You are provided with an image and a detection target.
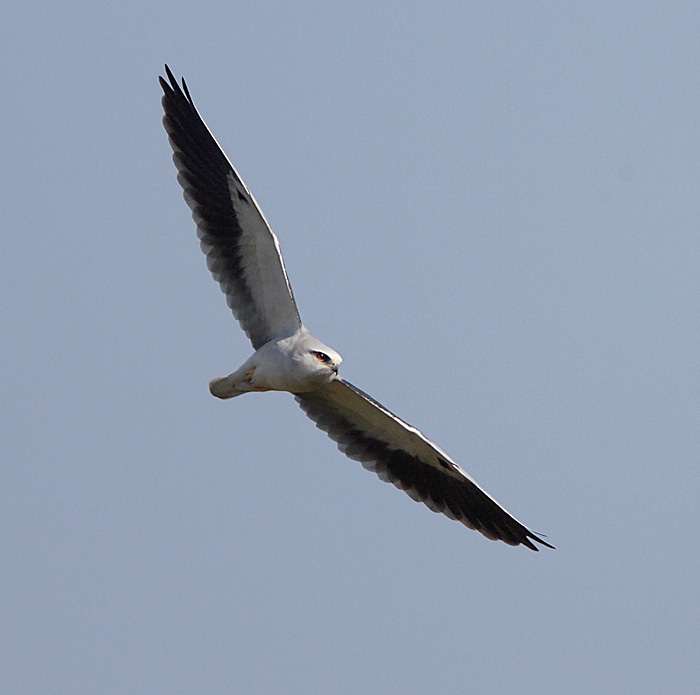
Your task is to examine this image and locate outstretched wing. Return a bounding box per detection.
[160,66,302,350]
[296,378,553,550]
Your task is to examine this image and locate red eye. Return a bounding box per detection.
[314,351,328,362]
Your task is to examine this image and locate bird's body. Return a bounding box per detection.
[209,327,341,398]
[160,66,553,551]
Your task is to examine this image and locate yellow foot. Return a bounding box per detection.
[245,367,256,383]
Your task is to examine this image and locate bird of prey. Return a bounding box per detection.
[160,65,553,551]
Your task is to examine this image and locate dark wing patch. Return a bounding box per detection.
[296,379,553,551]
[160,66,301,349]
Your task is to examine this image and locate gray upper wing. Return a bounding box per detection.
[296,378,553,550]
[160,66,302,349]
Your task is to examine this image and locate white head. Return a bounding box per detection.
[291,331,342,391]
[307,346,342,374]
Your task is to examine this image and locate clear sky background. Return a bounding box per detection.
[2,3,699,693]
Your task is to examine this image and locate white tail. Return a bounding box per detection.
[209,376,242,399]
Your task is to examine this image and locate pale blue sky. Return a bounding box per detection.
[2,2,699,693]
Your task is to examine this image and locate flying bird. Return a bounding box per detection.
[160,65,553,551]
